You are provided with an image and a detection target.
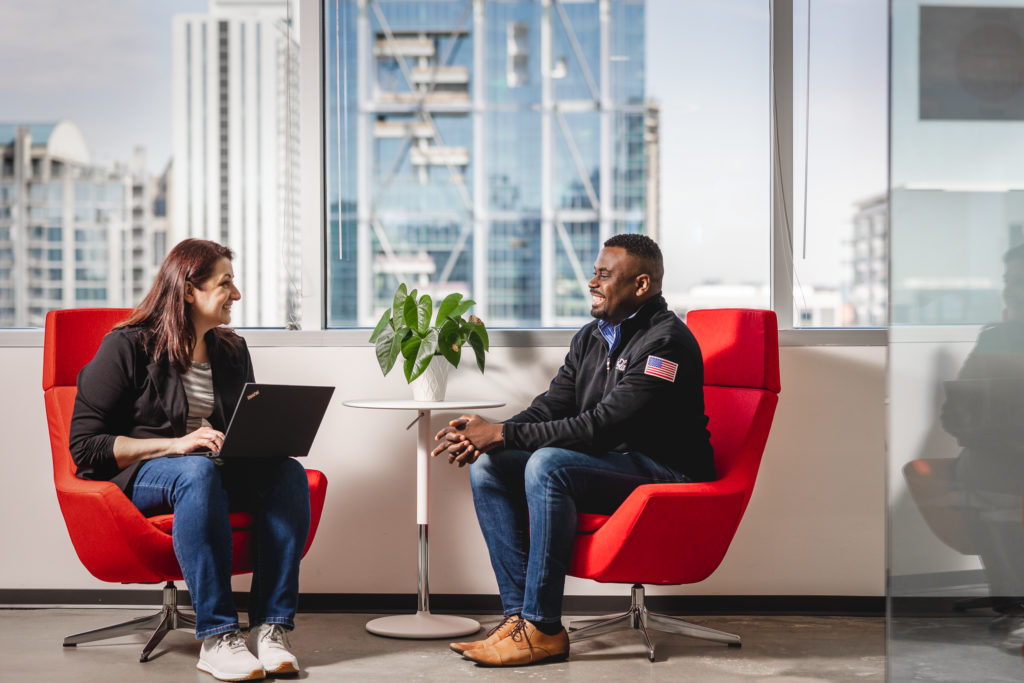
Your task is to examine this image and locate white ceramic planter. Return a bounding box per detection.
[411,359,451,402]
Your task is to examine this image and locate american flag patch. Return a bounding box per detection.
[644,355,678,382]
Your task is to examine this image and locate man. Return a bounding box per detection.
[431,233,716,667]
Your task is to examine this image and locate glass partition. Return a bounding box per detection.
[889,1,1024,680]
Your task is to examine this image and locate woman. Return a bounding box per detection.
[69,239,310,682]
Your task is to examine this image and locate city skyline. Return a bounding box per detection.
[0,0,891,327]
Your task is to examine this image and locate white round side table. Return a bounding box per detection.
[343,399,504,639]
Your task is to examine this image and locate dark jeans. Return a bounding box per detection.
[469,447,686,624]
[130,456,311,638]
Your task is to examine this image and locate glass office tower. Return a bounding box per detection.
[325,0,648,327]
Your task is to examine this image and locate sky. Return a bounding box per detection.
[0,0,206,173]
[647,0,888,293]
[0,0,888,293]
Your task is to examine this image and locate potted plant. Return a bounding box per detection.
[369,283,489,401]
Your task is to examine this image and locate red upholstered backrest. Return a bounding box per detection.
[686,309,780,483]
[686,308,780,394]
[47,386,83,489]
[43,308,132,390]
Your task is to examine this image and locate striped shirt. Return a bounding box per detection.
[182,361,215,433]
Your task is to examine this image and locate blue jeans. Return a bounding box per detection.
[130,456,311,638]
[469,447,686,625]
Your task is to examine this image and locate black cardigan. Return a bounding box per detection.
[69,326,254,493]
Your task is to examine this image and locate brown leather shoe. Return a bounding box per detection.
[462,619,569,667]
[449,614,521,655]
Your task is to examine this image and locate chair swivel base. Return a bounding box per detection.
[568,584,741,662]
[63,582,197,662]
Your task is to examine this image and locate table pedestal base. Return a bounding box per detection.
[365,612,481,639]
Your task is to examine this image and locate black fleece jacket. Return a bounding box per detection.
[501,295,716,482]
[69,326,254,493]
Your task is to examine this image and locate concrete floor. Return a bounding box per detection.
[1,608,883,682]
[889,616,1024,682]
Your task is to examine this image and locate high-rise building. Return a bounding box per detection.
[850,193,887,326]
[123,147,157,306]
[172,0,301,328]
[326,0,649,327]
[0,121,154,327]
[643,99,659,244]
[152,159,173,281]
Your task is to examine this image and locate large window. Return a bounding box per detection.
[324,0,773,329]
[0,0,887,334]
[791,0,888,327]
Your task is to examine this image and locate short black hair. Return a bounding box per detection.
[604,233,662,263]
[603,233,664,289]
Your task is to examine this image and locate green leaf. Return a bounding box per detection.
[401,335,421,360]
[435,292,462,325]
[375,326,402,376]
[408,329,439,382]
[403,294,419,330]
[468,321,489,351]
[391,284,408,321]
[438,320,461,368]
[469,333,486,373]
[449,298,474,319]
[403,353,417,383]
[415,294,432,334]
[368,308,391,343]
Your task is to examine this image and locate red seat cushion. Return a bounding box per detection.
[147,512,254,535]
[577,513,610,534]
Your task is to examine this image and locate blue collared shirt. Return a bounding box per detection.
[598,310,639,355]
[598,319,621,355]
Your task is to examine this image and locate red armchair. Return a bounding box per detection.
[43,308,328,662]
[567,308,780,660]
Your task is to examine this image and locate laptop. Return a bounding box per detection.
[187,383,335,460]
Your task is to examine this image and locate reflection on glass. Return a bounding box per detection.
[890,2,1024,679]
[937,248,1024,617]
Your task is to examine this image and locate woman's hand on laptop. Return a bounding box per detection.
[174,426,226,454]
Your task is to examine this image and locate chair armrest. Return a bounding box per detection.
[55,478,181,583]
[303,469,328,557]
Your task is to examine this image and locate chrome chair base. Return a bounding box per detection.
[568,583,741,662]
[63,582,196,662]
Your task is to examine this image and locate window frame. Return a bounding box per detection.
[0,0,885,348]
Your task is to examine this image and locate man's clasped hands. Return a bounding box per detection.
[431,414,505,467]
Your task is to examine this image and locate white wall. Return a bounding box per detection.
[0,342,885,597]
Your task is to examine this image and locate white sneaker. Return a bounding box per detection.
[197,630,265,681]
[252,623,300,675]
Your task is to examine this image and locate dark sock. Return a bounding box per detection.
[529,619,563,635]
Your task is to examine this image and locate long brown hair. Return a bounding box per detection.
[116,238,241,374]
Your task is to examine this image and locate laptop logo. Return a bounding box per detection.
[247,390,260,400]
